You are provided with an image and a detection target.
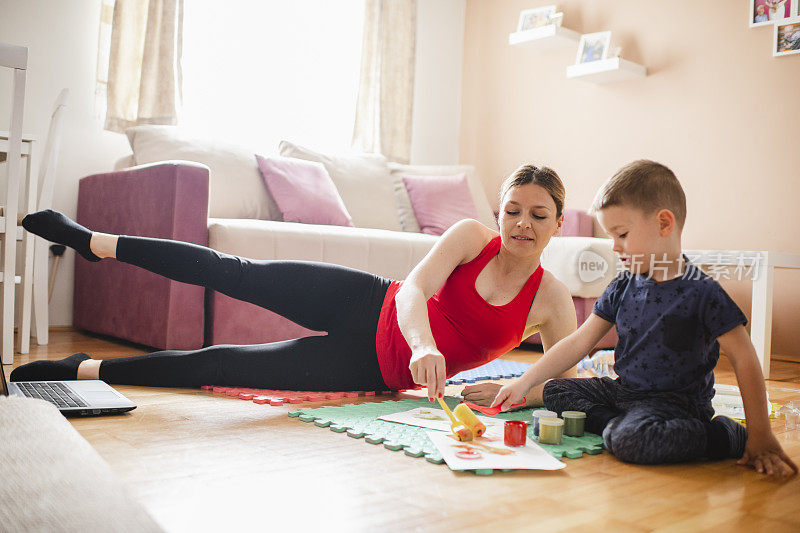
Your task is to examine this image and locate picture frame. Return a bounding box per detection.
[750,0,796,28]
[575,31,611,64]
[774,16,800,56]
[517,5,559,32]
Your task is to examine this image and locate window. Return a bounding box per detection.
[180,0,364,152]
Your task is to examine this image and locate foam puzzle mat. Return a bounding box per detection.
[447,359,531,385]
[201,385,390,406]
[202,358,528,407]
[288,397,604,476]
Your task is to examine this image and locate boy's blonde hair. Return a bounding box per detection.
[591,160,686,229]
[499,164,565,219]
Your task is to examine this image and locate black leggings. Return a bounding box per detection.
[99,236,392,391]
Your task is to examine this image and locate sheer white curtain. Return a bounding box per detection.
[179,1,364,153]
[352,0,416,163]
[98,0,184,133]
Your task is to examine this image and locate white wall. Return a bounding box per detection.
[0,0,467,329]
[0,0,132,328]
[409,0,465,165]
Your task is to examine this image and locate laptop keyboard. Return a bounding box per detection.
[16,382,87,408]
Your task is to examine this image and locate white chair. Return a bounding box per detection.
[0,42,27,364]
[19,88,68,352]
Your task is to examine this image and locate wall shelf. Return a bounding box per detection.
[566,57,646,84]
[508,25,580,50]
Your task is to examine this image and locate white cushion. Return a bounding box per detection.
[125,125,280,221]
[388,163,498,232]
[278,140,403,231]
[540,236,621,298]
[208,218,437,280]
[113,155,135,170]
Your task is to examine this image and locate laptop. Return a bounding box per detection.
[1,359,136,416]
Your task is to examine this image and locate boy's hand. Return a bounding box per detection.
[737,432,798,476]
[490,379,530,412]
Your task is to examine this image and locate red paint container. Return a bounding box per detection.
[504,420,527,447]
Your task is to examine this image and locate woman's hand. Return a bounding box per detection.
[490,379,531,412]
[461,383,502,406]
[409,349,446,401]
[737,431,798,476]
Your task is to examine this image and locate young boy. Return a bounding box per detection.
[492,160,797,476]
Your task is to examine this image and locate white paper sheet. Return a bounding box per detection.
[377,406,503,433]
[426,428,565,471]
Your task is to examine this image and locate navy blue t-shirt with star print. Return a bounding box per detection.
[593,259,748,401]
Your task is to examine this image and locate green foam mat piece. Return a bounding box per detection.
[288,398,604,475]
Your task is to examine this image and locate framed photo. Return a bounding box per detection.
[575,31,611,64]
[750,0,795,27]
[517,5,559,32]
[774,16,800,56]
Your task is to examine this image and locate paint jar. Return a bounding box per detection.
[562,411,587,437]
[503,420,527,447]
[538,417,564,445]
[531,409,557,437]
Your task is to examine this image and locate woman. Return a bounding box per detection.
[12,165,577,404]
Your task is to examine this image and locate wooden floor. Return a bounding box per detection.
[7,330,800,532]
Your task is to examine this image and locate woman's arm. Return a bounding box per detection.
[395,219,490,400]
[719,325,797,476]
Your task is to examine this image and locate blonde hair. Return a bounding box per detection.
[499,164,565,218]
[591,160,686,229]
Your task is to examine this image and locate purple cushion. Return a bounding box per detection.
[401,173,478,235]
[256,155,353,227]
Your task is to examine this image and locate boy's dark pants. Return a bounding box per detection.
[543,377,717,464]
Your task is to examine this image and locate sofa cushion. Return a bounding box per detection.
[401,173,478,235]
[208,218,437,280]
[126,125,279,221]
[256,155,353,227]
[278,140,403,231]
[388,162,497,232]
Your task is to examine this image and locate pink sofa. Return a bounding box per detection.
[74,161,618,352]
[74,162,210,349]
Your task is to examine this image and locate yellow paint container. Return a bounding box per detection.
[538,417,564,445]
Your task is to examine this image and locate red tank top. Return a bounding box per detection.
[375,236,545,390]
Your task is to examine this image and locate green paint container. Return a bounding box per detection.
[538,417,563,445]
[562,411,587,437]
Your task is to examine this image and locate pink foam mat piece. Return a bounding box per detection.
[201,385,396,406]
